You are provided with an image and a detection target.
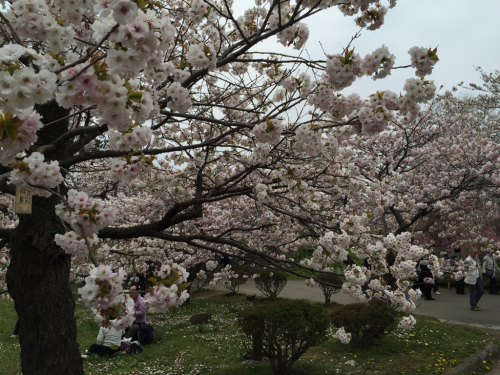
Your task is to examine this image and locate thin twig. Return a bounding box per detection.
[0,13,22,45]
[42,106,97,127]
[54,23,119,75]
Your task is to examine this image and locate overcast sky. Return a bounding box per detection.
[232,0,500,99]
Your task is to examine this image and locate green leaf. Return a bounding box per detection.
[127,91,143,101]
[148,277,158,284]
[10,160,28,170]
[171,268,179,281]
[5,122,20,144]
[178,282,192,293]
[427,47,439,61]
[6,63,21,75]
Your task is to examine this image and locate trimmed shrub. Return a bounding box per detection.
[238,300,330,375]
[254,270,287,299]
[316,273,343,305]
[224,269,248,295]
[330,300,396,348]
[194,271,214,291]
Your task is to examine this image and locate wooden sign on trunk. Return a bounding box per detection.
[15,185,32,214]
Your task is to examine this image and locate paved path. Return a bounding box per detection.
[212,279,500,329]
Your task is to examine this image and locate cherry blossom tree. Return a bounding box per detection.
[0,0,484,373]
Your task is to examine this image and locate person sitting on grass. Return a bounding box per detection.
[123,285,147,342]
[86,317,124,357]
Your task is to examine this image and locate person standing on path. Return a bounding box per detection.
[454,248,466,295]
[418,257,434,300]
[482,249,500,295]
[464,249,484,311]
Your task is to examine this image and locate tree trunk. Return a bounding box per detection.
[323,292,331,306]
[6,194,84,375]
[252,332,263,361]
[5,100,84,375]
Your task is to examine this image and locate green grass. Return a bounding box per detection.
[0,290,497,375]
[0,298,21,375]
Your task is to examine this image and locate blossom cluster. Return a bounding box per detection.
[9,152,63,197]
[3,2,76,53]
[156,262,190,284]
[108,126,153,151]
[166,82,192,113]
[403,77,437,104]
[0,248,9,297]
[409,46,439,77]
[55,231,109,263]
[185,43,217,70]
[315,217,429,314]
[108,156,153,182]
[280,73,315,98]
[0,65,57,110]
[142,283,189,313]
[210,265,245,287]
[252,143,272,164]
[344,265,370,286]
[333,327,352,344]
[277,22,310,50]
[325,49,363,91]
[354,3,388,30]
[57,69,155,132]
[140,261,190,313]
[205,260,218,271]
[361,45,395,80]
[78,266,135,329]
[0,112,43,166]
[268,3,294,29]
[55,189,118,235]
[253,118,283,144]
[398,315,416,330]
[187,0,211,24]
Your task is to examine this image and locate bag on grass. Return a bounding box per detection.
[137,323,155,345]
[128,342,142,354]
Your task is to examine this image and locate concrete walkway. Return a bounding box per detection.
[212,279,500,329]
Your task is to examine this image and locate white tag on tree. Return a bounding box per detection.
[15,186,32,214]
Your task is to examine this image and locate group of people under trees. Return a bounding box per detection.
[414,248,500,311]
[85,285,150,357]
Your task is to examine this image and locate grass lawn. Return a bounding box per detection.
[0,289,497,375]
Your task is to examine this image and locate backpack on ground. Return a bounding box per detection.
[137,323,155,345]
[128,342,142,354]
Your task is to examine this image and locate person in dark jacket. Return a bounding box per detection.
[418,257,434,300]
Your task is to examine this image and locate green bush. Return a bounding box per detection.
[330,300,396,348]
[254,270,287,299]
[238,300,330,375]
[316,273,343,305]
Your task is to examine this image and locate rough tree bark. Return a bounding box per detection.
[5,101,85,375]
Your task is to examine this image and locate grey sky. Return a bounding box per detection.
[232,1,500,98]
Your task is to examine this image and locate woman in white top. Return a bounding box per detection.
[464,249,484,311]
[86,319,124,357]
